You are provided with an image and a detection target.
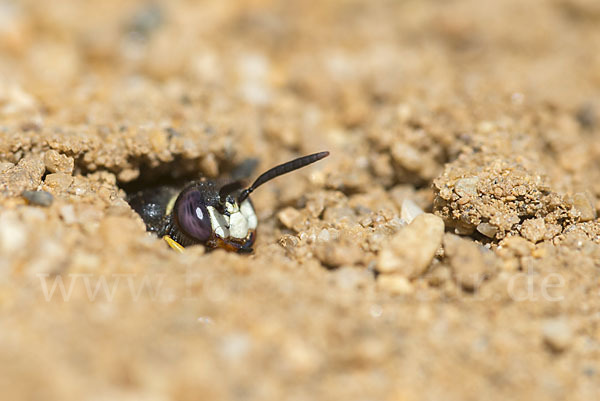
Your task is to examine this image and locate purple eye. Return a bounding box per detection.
[176,191,212,242]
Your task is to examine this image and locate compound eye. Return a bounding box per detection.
[176,191,212,242]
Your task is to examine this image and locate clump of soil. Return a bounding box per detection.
[433,152,579,240]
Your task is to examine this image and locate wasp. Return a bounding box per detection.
[127,151,329,252]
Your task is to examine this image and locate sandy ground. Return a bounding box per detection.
[1,0,600,400]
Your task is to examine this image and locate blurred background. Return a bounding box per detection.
[2,0,598,128]
[1,1,600,400]
[1,0,598,188]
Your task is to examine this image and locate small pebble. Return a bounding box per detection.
[377,213,444,278]
[44,149,74,174]
[44,172,74,192]
[576,102,597,130]
[427,265,452,287]
[317,228,331,242]
[454,177,479,198]
[128,2,164,37]
[520,218,546,243]
[542,318,573,352]
[400,198,424,224]
[377,274,414,295]
[277,207,303,230]
[117,168,140,182]
[22,190,54,207]
[476,222,498,239]
[391,142,421,170]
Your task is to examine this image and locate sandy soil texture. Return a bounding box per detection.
[1,0,600,400]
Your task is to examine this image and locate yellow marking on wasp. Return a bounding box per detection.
[165,194,178,216]
[163,235,184,253]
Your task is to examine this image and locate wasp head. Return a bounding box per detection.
[171,151,329,252]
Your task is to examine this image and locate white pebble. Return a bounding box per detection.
[476,222,498,238]
[377,213,444,278]
[317,229,331,242]
[401,198,424,224]
[542,318,573,352]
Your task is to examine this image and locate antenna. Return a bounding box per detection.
[232,151,329,204]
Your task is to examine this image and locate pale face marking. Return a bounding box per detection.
[207,206,230,239]
[229,212,249,239]
[240,200,257,230]
[207,201,256,240]
[225,202,238,214]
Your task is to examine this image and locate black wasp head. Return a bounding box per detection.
[174,151,329,251]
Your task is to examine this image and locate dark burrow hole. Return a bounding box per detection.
[117,155,259,195]
[114,154,261,253]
